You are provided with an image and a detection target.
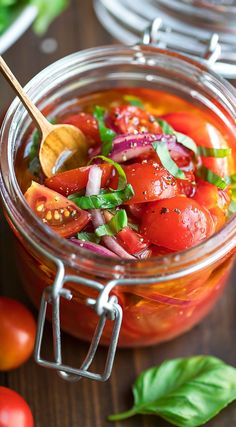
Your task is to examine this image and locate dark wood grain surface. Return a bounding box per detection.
[0,1,236,426]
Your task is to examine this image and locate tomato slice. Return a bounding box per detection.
[110,160,194,204]
[116,227,149,254]
[45,163,113,196]
[107,105,162,134]
[24,181,90,238]
[62,112,100,145]
[163,112,231,176]
[141,196,215,251]
[193,178,230,231]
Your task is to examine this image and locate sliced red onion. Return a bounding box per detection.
[85,165,135,259]
[70,237,118,258]
[110,133,190,163]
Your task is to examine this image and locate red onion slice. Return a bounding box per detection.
[85,165,135,259]
[110,133,190,163]
[70,237,118,258]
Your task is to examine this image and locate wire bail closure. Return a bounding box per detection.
[34,260,123,382]
[142,17,221,66]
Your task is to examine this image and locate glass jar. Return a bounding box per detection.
[0,45,236,381]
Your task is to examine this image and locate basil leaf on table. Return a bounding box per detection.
[108,356,236,427]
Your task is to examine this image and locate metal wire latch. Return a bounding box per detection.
[34,260,122,382]
[142,17,222,67]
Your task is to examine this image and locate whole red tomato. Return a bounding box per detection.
[0,298,36,371]
[0,387,33,427]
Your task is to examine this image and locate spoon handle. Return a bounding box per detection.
[0,56,52,136]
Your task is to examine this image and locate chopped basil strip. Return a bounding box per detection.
[70,184,134,209]
[29,118,56,175]
[108,356,236,427]
[77,232,101,244]
[93,106,116,156]
[197,146,231,158]
[225,172,236,185]
[156,118,197,154]
[90,155,127,190]
[198,166,227,190]
[123,95,144,108]
[228,199,236,216]
[152,141,186,180]
[95,209,127,237]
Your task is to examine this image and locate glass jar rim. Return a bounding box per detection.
[0,43,236,279]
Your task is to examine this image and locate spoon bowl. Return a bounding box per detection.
[0,55,88,177]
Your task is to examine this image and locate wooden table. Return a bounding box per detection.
[0,1,236,426]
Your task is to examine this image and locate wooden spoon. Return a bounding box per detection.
[0,56,88,177]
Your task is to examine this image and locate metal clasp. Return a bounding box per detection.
[142,17,221,66]
[34,260,122,382]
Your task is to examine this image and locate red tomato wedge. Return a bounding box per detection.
[110,161,194,204]
[24,182,90,238]
[45,164,113,196]
[108,105,162,134]
[163,111,230,176]
[62,112,100,145]
[193,178,230,231]
[116,227,148,254]
[141,196,215,251]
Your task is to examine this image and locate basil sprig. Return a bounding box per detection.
[197,165,227,190]
[108,356,236,427]
[77,232,101,244]
[152,141,186,180]
[71,185,134,209]
[123,95,144,108]
[93,106,116,156]
[156,118,197,154]
[95,209,127,236]
[197,146,231,158]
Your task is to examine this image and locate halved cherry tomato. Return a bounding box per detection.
[193,178,230,230]
[163,112,230,176]
[0,387,34,427]
[62,112,100,145]
[45,163,113,196]
[24,182,90,238]
[108,105,162,134]
[116,227,148,254]
[0,298,36,371]
[110,161,194,204]
[141,196,215,251]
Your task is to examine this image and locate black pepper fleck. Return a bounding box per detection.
[174,208,181,214]
[160,207,169,214]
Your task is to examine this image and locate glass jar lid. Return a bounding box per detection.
[94,0,236,78]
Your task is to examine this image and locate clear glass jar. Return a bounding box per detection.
[0,45,236,379]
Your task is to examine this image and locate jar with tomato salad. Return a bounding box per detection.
[0,44,236,382]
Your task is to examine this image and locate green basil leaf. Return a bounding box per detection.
[90,155,127,190]
[95,209,127,236]
[108,356,236,427]
[197,166,227,189]
[77,232,101,244]
[156,118,175,135]
[152,141,186,180]
[29,118,56,175]
[175,132,198,155]
[123,95,144,108]
[71,184,134,209]
[156,118,197,155]
[197,146,231,158]
[93,106,116,156]
[225,172,236,185]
